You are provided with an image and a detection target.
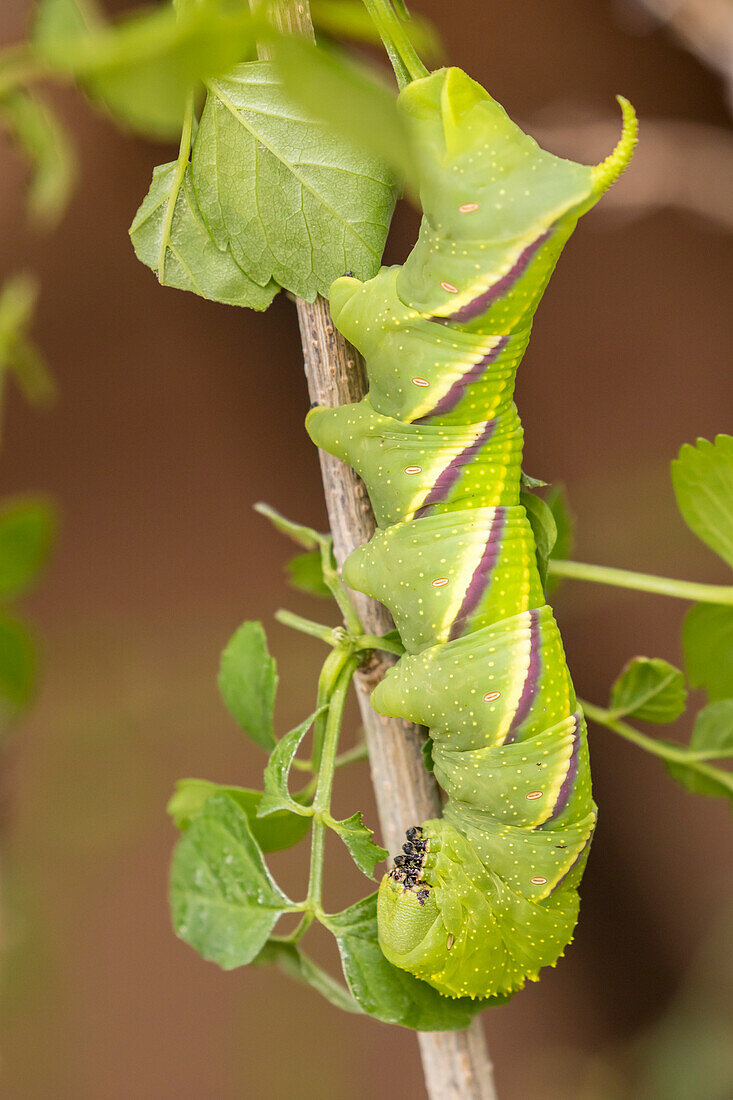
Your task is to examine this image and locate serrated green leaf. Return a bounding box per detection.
[191,60,398,301]
[170,792,292,969]
[33,0,258,140]
[520,488,557,590]
[167,779,310,851]
[253,502,325,550]
[218,621,278,749]
[271,35,416,189]
[665,702,733,803]
[286,550,330,598]
[672,435,733,569]
[0,497,56,602]
[130,161,278,308]
[609,656,687,724]
[325,811,387,878]
[683,603,733,702]
[0,90,75,228]
[326,894,504,1029]
[259,709,324,818]
[254,940,361,1014]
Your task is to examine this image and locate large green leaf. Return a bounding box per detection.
[326,894,503,1029]
[130,162,278,308]
[609,657,687,724]
[167,779,310,851]
[33,0,258,140]
[218,621,278,749]
[170,792,292,969]
[672,435,733,569]
[0,497,57,601]
[683,604,733,702]
[191,61,398,301]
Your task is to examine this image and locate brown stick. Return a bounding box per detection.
[295,297,497,1100]
[260,4,497,1095]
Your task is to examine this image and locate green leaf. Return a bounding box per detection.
[0,497,57,601]
[683,603,733,702]
[547,484,574,562]
[286,550,330,598]
[0,614,35,722]
[271,35,416,189]
[130,162,278,309]
[218,621,278,749]
[253,940,361,1014]
[191,61,398,301]
[33,0,258,140]
[0,275,56,407]
[0,91,75,228]
[665,701,733,803]
[253,502,325,550]
[421,736,434,773]
[170,792,292,969]
[520,470,548,490]
[609,657,687,724]
[672,435,733,569]
[520,488,557,590]
[326,894,503,1029]
[259,709,324,818]
[324,811,387,879]
[167,779,310,851]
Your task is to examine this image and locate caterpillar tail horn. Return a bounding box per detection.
[591,95,638,194]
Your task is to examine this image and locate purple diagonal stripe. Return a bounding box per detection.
[448,510,506,641]
[415,336,509,423]
[545,713,581,824]
[504,608,541,744]
[438,229,552,324]
[412,419,497,521]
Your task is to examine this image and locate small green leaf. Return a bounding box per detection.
[325,811,387,879]
[253,502,325,550]
[0,91,75,228]
[0,497,57,601]
[672,435,733,569]
[520,470,548,490]
[254,940,361,1014]
[609,657,687,724]
[218,621,278,749]
[191,61,398,301]
[130,162,278,309]
[547,484,574,562]
[520,488,557,590]
[167,779,310,851]
[0,275,55,407]
[0,614,35,721]
[286,551,330,598]
[665,702,733,803]
[683,604,733,702]
[326,894,503,1029]
[170,792,292,969]
[259,709,323,818]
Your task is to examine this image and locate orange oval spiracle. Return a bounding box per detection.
[458,202,480,213]
[530,876,548,886]
[483,691,501,702]
[411,377,430,387]
[526,791,543,801]
[440,281,459,294]
[431,577,449,588]
[404,465,423,475]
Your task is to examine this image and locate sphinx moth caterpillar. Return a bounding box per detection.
[307,67,637,1000]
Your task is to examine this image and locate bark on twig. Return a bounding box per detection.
[261,5,497,1095]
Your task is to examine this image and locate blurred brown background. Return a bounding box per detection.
[1,0,732,1097]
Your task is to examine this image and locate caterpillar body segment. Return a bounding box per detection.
[306,67,635,999]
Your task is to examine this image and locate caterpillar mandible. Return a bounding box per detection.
[307,67,637,1000]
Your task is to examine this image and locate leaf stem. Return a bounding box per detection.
[581,698,733,772]
[361,0,428,86]
[335,740,369,768]
[275,608,339,645]
[549,559,733,606]
[353,632,405,656]
[158,89,194,282]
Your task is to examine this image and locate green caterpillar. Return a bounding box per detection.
[307,67,637,1000]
